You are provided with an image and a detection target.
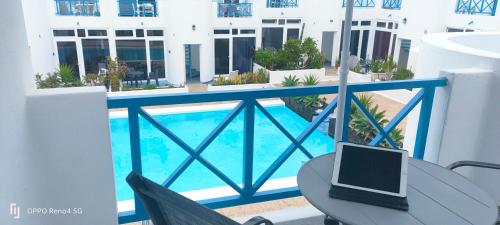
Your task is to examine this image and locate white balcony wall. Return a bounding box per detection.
[1,1,118,224]
[406,32,500,204]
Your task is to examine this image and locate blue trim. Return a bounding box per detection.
[267,0,299,8]
[218,2,252,17]
[108,78,447,224]
[55,0,100,16]
[343,0,376,8]
[455,0,498,16]
[382,0,402,9]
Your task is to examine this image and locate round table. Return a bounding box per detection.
[297,154,498,225]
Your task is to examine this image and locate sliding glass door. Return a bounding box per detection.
[149,41,166,78]
[82,39,110,74]
[233,37,255,73]
[116,40,147,80]
[215,39,230,74]
[262,27,284,49]
[57,41,80,78]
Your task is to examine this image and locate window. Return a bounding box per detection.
[232,29,239,35]
[116,30,134,37]
[57,41,80,78]
[77,29,86,37]
[88,30,107,36]
[136,29,145,37]
[82,39,110,74]
[55,0,100,16]
[147,30,164,36]
[377,22,387,28]
[240,29,256,34]
[118,0,158,17]
[262,27,284,49]
[214,29,231,35]
[361,21,371,26]
[53,30,75,37]
[116,40,148,80]
[262,19,277,24]
[388,22,394,29]
[287,19,301,24]
[149,41,166,78]
[287,28,300,41]
[278,19,286,25]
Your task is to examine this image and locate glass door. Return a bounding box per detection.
[233,37,256,73]
[214,39,230,75]
[57,41,80,78]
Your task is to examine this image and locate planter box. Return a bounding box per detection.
[371,72,392,81]
[282,97,321,122]
[254,63,326,84]
[328,118,369,145]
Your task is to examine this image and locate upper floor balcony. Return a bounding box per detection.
[218,1,252,17]
[382,0,402,9]
[266,0,299,8]
[118,0,158,17]
[455,0,498,16]
[343,0,376,8]
[55,0,100,16]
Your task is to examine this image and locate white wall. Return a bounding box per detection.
[406,32,500,204]
[1,1,119,224]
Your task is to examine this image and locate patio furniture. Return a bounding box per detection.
[126,172,274,225]
[297,153,499,225]
[447,161,500,224]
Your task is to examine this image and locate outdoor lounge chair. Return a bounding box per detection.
[447,161,500,224]
[126,172,274,225]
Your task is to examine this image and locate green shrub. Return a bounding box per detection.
[382,57,397,74]
[35,64,83,89]
[255,68,270,83]
[370,60,383,73]
[392,68,414,80]
[35,73,60,89]
[110,75,121,92]
[212,71,269,86]
[144,84,157,90]
[255,38,324,71]
[282,75,300,87]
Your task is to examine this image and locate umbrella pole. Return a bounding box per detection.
[334,0,354,150]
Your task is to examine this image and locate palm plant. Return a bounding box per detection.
[282,75,300,87]
[302,74,319,86]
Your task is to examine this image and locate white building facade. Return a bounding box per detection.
[21,0,500,86]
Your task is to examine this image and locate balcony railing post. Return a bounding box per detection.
[341,91,353,142]
[413,87,436,159]
[127,106,148,218]
[243,100,255,196]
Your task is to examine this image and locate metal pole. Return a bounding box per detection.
[334,0,354,149]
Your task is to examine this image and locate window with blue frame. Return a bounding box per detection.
[382,0,402,9]
[218,0,252,17]
[456,0,498,15]
[118,0,158,17]
[55,0,100,16]
[267,0,298,8]
[342,0,376,7]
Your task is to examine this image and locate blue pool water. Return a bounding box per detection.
[110,106,334,201]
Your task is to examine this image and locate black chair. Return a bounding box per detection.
[447,161,500,225]
[126,172,274,225]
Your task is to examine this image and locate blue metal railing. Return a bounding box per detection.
[55,0,100,16]
[108,78,447,224]
[343,0,376,7]
[118,0,158,17]
[218,2,252,17]
[456,0,498,15]
[382,0,402,9]
[267,0,299,8]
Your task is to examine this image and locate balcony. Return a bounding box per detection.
[108,79,446,223]
[55,0,100,16]
[267,0,299,8]
[118,0,158,17]
[343,0,376,8]
[218,2,252,17]
[455,0,498,15]
[382,0,402,9]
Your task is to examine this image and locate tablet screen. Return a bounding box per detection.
[338,144,402,193]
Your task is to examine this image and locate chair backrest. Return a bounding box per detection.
[126,172,241,225]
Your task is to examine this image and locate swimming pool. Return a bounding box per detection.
[110,105,334,201]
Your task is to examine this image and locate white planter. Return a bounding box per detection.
[207,83,273,91]
[254,63,326,84]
